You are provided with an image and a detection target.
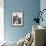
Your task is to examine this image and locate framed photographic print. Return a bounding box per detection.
[12,11,24,26]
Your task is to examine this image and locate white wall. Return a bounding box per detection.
[0,0,4,42]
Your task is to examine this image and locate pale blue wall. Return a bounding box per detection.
[4,0,40,42]
[40,0,46,27]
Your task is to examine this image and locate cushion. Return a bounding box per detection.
[17,37,25,46]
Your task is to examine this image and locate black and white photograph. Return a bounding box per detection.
[12,11,23,26]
